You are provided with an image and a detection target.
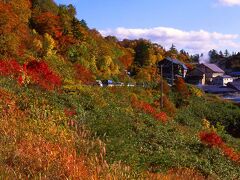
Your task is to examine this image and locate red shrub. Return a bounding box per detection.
[199,131,223,147]
[26,60,62,90]
[131,97,168,123]
[221,145,240,162]
[64,108,77,117]
[154,112,168,123]
[141,102,156,114]
[199,131,240,163]
[0,60,22,77]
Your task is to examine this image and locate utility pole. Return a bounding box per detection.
[171,61,174,86]
[160,65,163,109]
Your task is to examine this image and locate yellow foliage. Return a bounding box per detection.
[43,33,56,57]
[189,86,204,97]
[32,38,42,51]
[202,118,210,129]
[202,118,217,132]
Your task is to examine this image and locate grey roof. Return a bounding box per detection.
[202,63,224,73]
[222,75,232,78]
[163,57,188,70]
[215,75,232,79]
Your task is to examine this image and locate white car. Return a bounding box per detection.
[127,83,135,87]
[95,80,103,87]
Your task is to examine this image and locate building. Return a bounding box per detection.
[185,68,205,85]
[212,75,233,86]
[186,63,225,85]
[197,63,224,83]
[158,57,188,84]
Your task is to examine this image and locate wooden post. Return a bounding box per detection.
[171,61,174,86]
[160,65,163,109]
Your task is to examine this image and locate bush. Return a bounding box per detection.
[25,60,62,90]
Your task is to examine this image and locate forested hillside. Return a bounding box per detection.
[0,0,193,84]
[1,0,240,179]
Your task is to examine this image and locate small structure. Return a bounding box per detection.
[186,63,225,85]
[212,75,233,86]
[197,63,224,83]
[185,68,205,85]
[158,57,188,84]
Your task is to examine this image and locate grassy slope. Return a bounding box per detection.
[1,76,240,179]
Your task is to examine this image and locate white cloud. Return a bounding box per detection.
[218,0,240,6]
[100,27,240,54]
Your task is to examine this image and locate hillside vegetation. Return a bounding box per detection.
[1,0,240,179]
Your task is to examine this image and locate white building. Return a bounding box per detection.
[212,75,233,86]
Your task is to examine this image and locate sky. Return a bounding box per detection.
[55,0,240,54]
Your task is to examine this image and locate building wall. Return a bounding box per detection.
[223,78,233,86]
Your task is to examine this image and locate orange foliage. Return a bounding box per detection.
[163,96,176,115]
[185,63,194,70]
[119,49,134,69]
[34,12,62,38]
[75,64,95,84]
[0,3,19,35]
[148,168,205,180]
[131,96,168,123]
[174,77,189,97]
[16,136,90,178]
[58,35,76,53]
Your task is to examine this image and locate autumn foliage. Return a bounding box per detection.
[33,12,62,38]
[0,59,61,91]
[25,60,62,90]
[199,131,223,147]
[174,77,189,97]
[0,60,22,77]
[16,136,90,178]
[131,96,168,123]
[75,64,95,84]
[199,131,240,164]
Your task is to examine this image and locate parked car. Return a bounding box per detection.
[126,83,135,87]
[102,80,114,87]
[95,80,103,87]
[114,82,124,86]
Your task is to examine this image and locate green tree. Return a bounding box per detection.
[32,0,59,14]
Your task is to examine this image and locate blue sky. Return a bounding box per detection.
[55,0,240,54]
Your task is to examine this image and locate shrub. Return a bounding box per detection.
[25,60,62,90]
[131,96,168,123]
[199,131,223,147]
[163,96,176,116]
[0,59,22,77]
[174,77,189,98]
[75,64,95,84]
[189,85,204,97]
[199,130,240,164]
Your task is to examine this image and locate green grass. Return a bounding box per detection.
[1,76,240,179]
